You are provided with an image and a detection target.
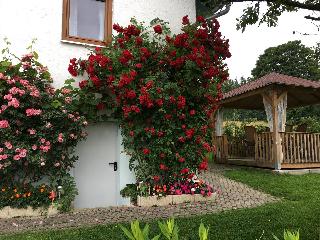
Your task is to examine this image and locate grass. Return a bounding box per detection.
[1,168,320,240]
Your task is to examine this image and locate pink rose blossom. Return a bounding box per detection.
[0,73,4,79]
[58,133,64,143]
[45,141,51,146]
[0,148,3,153]
[40,138,46,144]
[8,98,20,108]
[18,149,27,158]
[4,141,12,149]
[0,154,8,160]
[61,88,71,94]
[28,129,36,135]
[32,145,38,150]
[26,108,42,116]
[30,90,40,97]
[19,79,29,86]
[65,97,72,104]
[1,105,7,111]
[3,94,12,101]
[13,155,21,161]
[0,120,9,129]
[45,122,52,128]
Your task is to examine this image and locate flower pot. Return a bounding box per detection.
[171,194,193,204]
[0,205,59,219]
[137,195,172,207]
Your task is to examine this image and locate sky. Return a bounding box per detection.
[217,3,319,81]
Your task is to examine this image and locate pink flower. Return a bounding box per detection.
[61,88,71,94]
[0,73,4,79]
[82,121,88,126]
[175,189,182,195]
[143,148,151,155]
[58,133,64,143]
[4,142,12,149]
[18,149,27,158]
[1,105,7,111]
[0,120,9,129]
[26,108,42,116]
[40,138,46,144]
[0,154,8,160]
[54,162,60,167]
[8,98,20,108]
[4,94,13,101]
[0,148,3,153]
[45,122,52,128]
[30,89,40,98]
[28,129,36,135]
[13,155,21,161]
[32,145,38,150]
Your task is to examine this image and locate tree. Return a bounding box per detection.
[251,40,320,81]
[196,0,320,31]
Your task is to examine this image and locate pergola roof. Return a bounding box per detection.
[221,72,320,110]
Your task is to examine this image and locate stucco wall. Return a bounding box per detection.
[0,0,196,87]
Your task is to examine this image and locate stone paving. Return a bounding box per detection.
[0,164,279,234]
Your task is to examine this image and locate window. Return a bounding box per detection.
[62,0,112,45]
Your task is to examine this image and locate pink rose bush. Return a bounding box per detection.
[0,52,86,209]
[70,17,230,197]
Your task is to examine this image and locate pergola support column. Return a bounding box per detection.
[262,90,287,170]
[215,109,224,137]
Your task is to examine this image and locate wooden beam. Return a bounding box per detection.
[271,90,282,170]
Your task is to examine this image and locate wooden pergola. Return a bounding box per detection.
[213,72,320,170]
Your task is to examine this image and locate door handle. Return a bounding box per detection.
[109,162,118,171]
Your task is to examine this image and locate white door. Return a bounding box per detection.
[73,123,118,208]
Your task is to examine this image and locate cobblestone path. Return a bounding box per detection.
[0,164,278,234]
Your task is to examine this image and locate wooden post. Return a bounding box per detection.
[215,109,224,137]
[271,90,282,170]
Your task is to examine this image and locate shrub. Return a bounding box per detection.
[70,16,231,193]
[0,50,86,209]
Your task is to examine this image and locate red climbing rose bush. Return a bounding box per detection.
[0,52,86,209]
[70,17,231,187]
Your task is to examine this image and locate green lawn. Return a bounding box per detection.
[1,168,320,240]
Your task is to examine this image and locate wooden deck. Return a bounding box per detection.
[213,132,320,169]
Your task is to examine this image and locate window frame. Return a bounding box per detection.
[62,0,113,46]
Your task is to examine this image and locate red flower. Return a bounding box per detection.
[185,128,195,139]
[180,168,189,174]
[143,148,151,155]
[159,153,165,158]
[159,163,168,170]
[129,131,134,137]
[182,15,190,25]
[153,25,162,34]
[153,176,160,182]
[178,157,185,163]
[156,99,163,107]
[196,16,205,23]
[190,109,196,116]
[135,63,143,69]
[79,80,88,89]
[135,37,143,45]
[178,136,185,143]
[157,131,164,137]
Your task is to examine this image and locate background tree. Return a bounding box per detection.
[196,0,320,31]
[251,40,320,81]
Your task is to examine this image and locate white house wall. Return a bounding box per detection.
[0,0,196,207]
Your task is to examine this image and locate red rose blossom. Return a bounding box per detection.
[153,25,162,34]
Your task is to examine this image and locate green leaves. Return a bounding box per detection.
[199,223,209,240]
[158,218,179,240]
[273,230,300,240]
[120,221,160,240]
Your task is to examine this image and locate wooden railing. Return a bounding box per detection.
[213,132,320,167]
[212,135,228,163]
[228,140,255,159]
[255,132,273,163]
[281,132,320,164]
